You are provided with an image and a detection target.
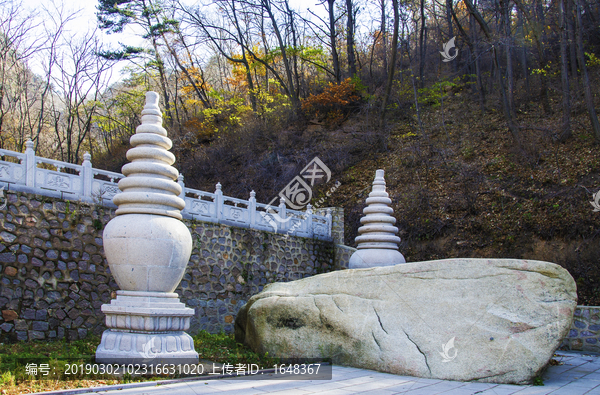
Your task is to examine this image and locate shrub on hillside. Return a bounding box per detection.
[301,77,363,128]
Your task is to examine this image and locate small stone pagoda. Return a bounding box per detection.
[96,92,198,364]
[348,169,406,268]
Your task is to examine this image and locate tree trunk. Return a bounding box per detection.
[380,0,387,75]
[501,0,515,116]
[566,0,579,86]
[380,0,399,124]
[534,0,552,114]
[471,7,486,111]
[576,0,600,140]
[464,0,520,144]
[446,0,456,73]
[261,0,298,108]
[243,50,258,113]
[284,0,301,99]
[517,8,530,96]
[513,0,552,113]
[327,0,341,82]
[346,0,356,78]
[559,0,571,141]
[419,0,426,88]
[260,17,270,93]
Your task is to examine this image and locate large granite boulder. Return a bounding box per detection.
[235,258,576,384]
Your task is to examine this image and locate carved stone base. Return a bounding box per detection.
[95,290,199,364]
[95,330,198,364]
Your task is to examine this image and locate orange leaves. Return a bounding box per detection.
[180,66,211,98]
[184,117,214,143]
[301,78,362,127]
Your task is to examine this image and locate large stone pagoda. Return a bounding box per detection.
[95,92,198,364]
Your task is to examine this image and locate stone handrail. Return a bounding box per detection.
[0,140,332,240]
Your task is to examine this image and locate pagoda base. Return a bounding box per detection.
[95,290,199,364]
[348,248,406,269]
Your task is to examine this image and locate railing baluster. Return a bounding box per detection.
[215,182,223,222]
[82,152,92,198]
[249,190,256,229]
[278,197,287,233]
[306,204,313,238]
[25,139,35,187]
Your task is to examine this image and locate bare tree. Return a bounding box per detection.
[346,0,357,78]
[0,0,43,150]
[380,0,387,74]
[33,2,78,152]
[380,0,400,124]
[49,29,113,163]
[575,0,600,140]
[464,0,520,144]
[261,0,299,108]
[559,0,572,141]
[309,0,342,82]
[513,0,551,114]
[445,0,456,73]
[182,0,304,109]
[301,0,340,81]
[150,2,212,111]
[283,0,301,99]
[499,0,515,116]
[418,0,427,88]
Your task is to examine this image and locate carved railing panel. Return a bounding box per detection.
[0,141,332,240]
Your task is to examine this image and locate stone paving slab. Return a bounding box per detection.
[30,351,600,395]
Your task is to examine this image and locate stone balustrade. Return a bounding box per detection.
[0,142,332,240]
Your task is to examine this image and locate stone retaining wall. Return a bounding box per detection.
[3,190,594,351]
[334,244,356,270]
[561,306,600,353]
[0,191,344,343]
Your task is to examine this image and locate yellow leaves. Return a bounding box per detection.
[585,52,600,68]
[183,89,253,142]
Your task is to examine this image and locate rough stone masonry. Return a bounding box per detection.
[0,190,341,342]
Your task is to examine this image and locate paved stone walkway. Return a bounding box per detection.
[36,351,600,395]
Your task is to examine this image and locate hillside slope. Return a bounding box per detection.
[95,78,600,306]
[327,87,600,306]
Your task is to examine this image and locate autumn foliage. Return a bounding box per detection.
[301,78,362,127]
